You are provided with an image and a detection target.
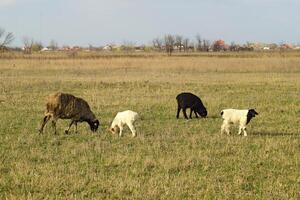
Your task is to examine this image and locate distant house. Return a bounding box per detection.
[22,46,32,53]
[263,46,270,50]
[248,43,263,51]
[72,46,81,51]
[61,46,71,51]
[280,44,291,49]
[102,45,113,51]
[41,47,51,52]
[293,46,300,50]
[212,39,228,51]
[173,45,184,51]
[134,45,145,51]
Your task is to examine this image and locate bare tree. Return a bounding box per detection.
[121,41,135,52]
[49,39,58,50]
[203,39,210,52]
[32,41,43,52]
[152,37,163,51]
[22,37,34,54]
[164,34,175,56]
[183,38,189,52]
[189,41,195,52]
[0,28,14,51]
[175,35,183,52]
[229,41,241,51]
[195,34,202,51]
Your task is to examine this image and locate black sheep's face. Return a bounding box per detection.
[198,108,208,117]
[248,109,258,117]
[89,119,100,132]
[246,109,258,124]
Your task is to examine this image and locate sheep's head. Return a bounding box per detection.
[198,107,208,117]
[248,109,258,117]
[109,125,119,134]
[246,109,258,124]
[88,119,99,132]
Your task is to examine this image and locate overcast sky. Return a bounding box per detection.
[0,0,299,47]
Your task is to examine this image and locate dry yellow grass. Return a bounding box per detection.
[0,52,299,199]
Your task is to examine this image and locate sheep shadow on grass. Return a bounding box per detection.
[251,131,300,137]
[206,115,220,119]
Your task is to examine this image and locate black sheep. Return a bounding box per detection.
[176,92,207,119]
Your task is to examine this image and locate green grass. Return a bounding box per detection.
[0,54,299,199]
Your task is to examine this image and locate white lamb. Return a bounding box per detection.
[109,110,139,137]
[220,109,258,136]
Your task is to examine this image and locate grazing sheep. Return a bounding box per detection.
[109,110,139,137]
[39,92,100,134]
[220,109,258,136]
[176,92,207,119]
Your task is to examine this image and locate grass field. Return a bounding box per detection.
[0,52,299,199]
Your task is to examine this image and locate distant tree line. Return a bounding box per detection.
[1,27,298,56]
[153,34,212,55]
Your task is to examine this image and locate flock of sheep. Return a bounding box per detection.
[39,92,258,137]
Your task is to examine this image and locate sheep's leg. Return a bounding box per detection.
[183,108,188,119]
[39,115,51,134]
[194,111,199,118]
[189,109,193,119]
[128,123,137,137]
[52,119,57,135]
[176,105,181,119]
[238,125,247,136]
[225,125,230,135]
[221,121,230,135]
[65,120,75,134]
[221,122,226,134]
[238,126,243,135]
[243,127,247,137]
[74,122,78,133]
[118,124,123,137]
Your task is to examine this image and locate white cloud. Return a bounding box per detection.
[0,0,16,7]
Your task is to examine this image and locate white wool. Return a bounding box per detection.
[110,110,139,137]
[221,109,252,136]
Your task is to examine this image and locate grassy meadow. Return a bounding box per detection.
[0,52,299,199]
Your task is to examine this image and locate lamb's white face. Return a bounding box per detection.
[109,125,119,134]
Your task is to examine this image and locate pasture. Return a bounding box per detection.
[0,52,299,199]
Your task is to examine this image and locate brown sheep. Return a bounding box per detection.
[39,92,100,134]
